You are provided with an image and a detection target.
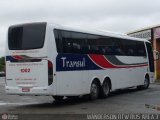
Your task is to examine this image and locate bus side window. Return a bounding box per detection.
[104,46,113,55]
[61,31,72,53]
[72,43,81,53]
[71,32,87,54]
[127,48,134,56]
[64,42,72,53]
[81,45,88,54]
[54,29,63,53]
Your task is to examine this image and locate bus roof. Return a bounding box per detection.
[49,23,149,43]
[9,22,149,43]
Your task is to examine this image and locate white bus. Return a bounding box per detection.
[5,22,155,100]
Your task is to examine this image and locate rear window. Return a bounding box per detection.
[8,23,46,50]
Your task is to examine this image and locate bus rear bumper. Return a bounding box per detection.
[5,86,56,96]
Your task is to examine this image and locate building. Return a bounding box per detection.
[128,25,160,80]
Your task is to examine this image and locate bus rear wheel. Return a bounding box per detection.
[89,81,100,100]
[100,80,110,98]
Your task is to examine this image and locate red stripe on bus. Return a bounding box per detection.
[89,54,148,69]
[12,55,24,60]
[89,54,116,68]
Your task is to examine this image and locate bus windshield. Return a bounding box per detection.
[8,23,46,50]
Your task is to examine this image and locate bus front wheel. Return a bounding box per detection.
[137,76,150,90]
[143,76,150,89]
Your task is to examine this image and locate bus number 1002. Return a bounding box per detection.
[20,68,30,73]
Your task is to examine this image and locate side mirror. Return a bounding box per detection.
[153,50,159,60]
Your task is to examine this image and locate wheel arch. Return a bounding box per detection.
[90,77,101,88]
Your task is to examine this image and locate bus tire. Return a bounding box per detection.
[100,80,110,98]
[143,76,150,89]
[137,76,150,90]
[89,81,100,100]
[52,96,64,101]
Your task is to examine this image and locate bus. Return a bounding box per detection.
[5,22,155,101]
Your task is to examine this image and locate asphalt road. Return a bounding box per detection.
[0,77,160,119]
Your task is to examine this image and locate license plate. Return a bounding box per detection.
[22,88,30,92]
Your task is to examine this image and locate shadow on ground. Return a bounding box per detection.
[17,87,147,109]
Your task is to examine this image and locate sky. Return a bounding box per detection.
[0,0,160,57]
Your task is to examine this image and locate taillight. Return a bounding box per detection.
[48,61,53,85]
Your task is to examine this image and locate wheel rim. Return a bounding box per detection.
[91,83,98,98]
[103,82,109,95]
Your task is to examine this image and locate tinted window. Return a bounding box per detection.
[122,40,146,56]
[8,23,46,50]
[54,29,146,57]
[54,29,61,53]
[71,32,87,54]
[145,42,154,72]
[113,38,125,56]
[61,31,72,53]
[87,35,100,54]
